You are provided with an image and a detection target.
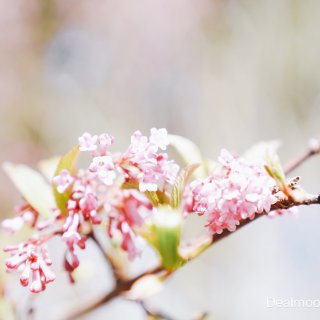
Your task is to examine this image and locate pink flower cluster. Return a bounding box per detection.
[3,129,295,294]
[105,189,153,260]
[77,128,179,192]
[184,149,279,234]
[4,239,55,293]
[3,128,176,292]
[121,128,179,192]
[55,130,176,277]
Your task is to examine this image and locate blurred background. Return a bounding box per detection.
[1,0,320,319]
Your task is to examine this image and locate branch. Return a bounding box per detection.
[67,140,320,319]
[89,231,124,280]
[68,192,320,320]
[284,138,320,174]
[181,192,320,261]
[66,265,164,320]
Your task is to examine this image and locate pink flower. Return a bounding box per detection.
[78,132,98,152]
[53,169,74,193]
[268,207,299,218]
[2,206,36,234]
[122,189,153,226]
[62,213,86,249]
[150,128,169,151]
[121,129,179,192]
[89,155,116,186]
[4,240,55,293]
[105,188,153,259]
[98,133,114,148]
[129,131,149,153]
[79,192,101,224]
[61,212,87,273]
[119,221,141,260]
[2,217,24,234]
[184,149,279,234]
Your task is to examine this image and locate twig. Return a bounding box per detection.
[68,141,320,319]
[284,138,320,174]
[181,192,320,261]
[89,231,124,280]
[67,193,320,320]
[67,265,163,320]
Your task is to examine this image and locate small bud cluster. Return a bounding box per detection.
[4,239,55,293]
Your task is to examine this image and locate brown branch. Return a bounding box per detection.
[88,231,124,280]
[284,138,320,174]
[67,193,320,320]
[181,192,320,261]
[68,140,320,319]
[66,265,163,320]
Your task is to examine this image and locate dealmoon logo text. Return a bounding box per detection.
[266,297,320,308]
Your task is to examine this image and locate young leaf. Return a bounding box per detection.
[264,150,294,199]
[171,163,200,209]
[53,145,80,214]
[265,151,286,186]
[141,206,185,271]
[168,134,206,179]
[3,163,56,219]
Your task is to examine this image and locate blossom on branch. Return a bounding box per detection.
[53,169,74,193]
[2,128,312,296]
[184,149,284,234]
[4,239,55,293]
[120,129,179,192]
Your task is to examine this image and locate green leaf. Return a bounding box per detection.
[3,163,56,219]
[142,206,184,271]
[171,163,199,209]
[264,150,294,199]
[168,134,206,179]
[265,151,286,186]
[53,145,80,214]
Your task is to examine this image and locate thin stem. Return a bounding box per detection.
[89,231,123,280]
[66,266,163,320]
[284,138,320,174]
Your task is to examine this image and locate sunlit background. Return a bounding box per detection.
[1,1,320,319]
